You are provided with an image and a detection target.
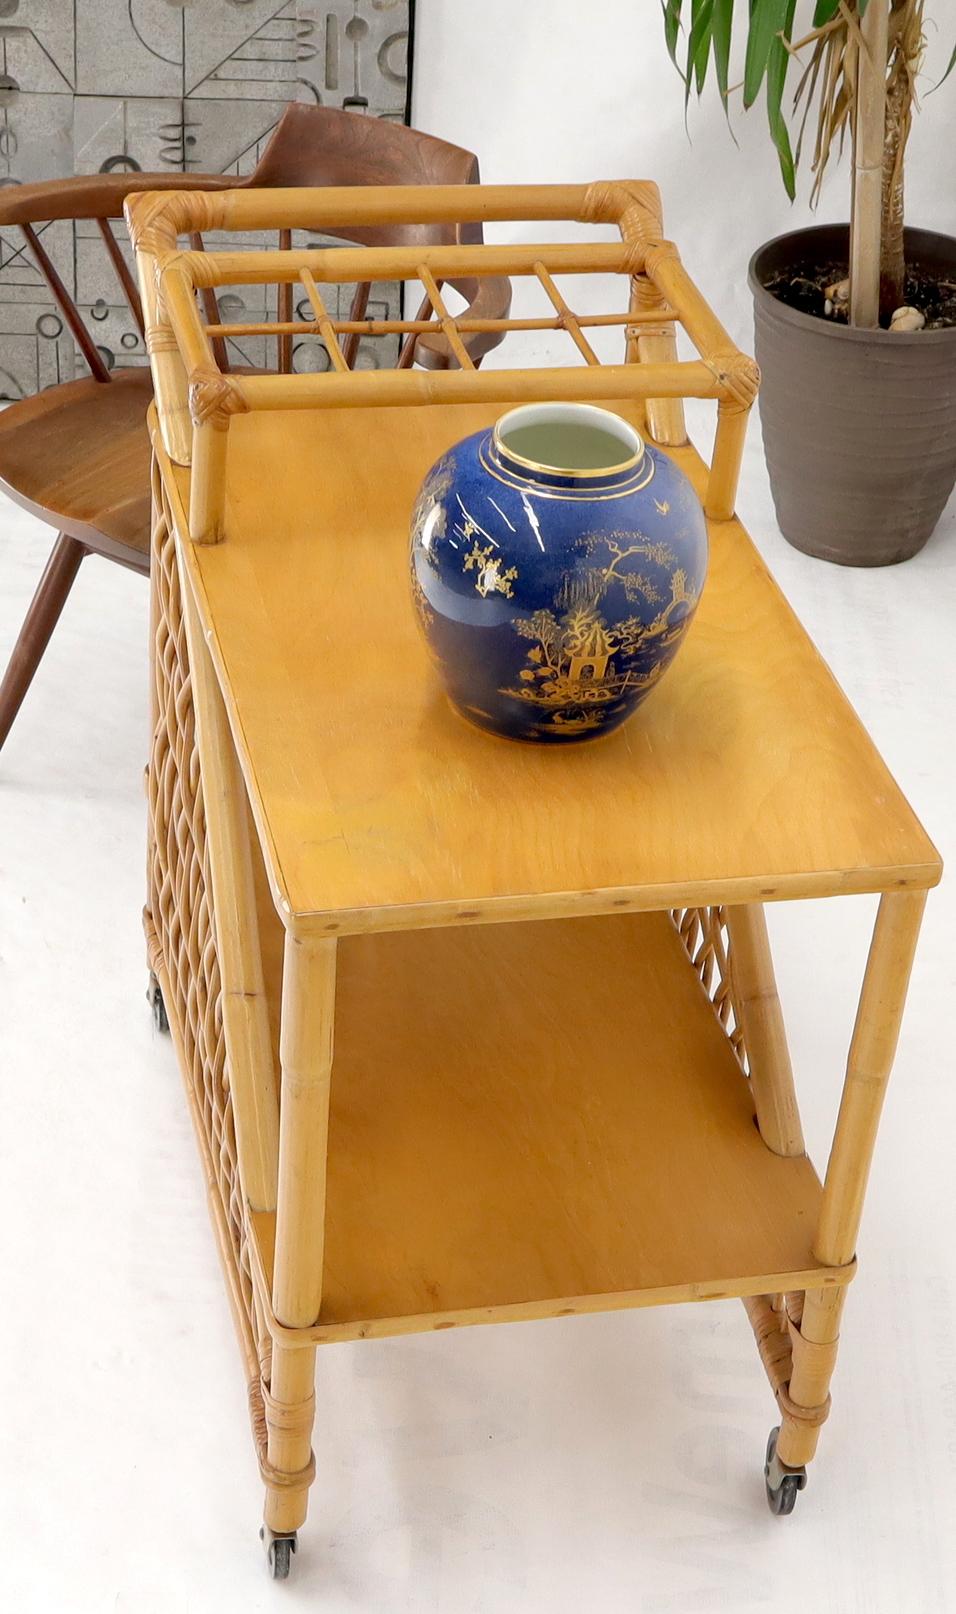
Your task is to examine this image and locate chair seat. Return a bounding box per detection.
[0,369,153,568]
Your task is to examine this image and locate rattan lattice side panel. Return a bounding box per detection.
[671,906,748,1072]
[671,905,818,1417]
[144,455,271,1463]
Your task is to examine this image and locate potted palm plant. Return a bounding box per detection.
[661,1,956,564]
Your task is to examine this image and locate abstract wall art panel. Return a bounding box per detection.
[0,0,413,395]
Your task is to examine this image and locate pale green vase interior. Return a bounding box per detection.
[495,403,642,475]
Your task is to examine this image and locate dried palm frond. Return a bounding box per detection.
[790,0,925,209]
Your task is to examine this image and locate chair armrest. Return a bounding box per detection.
[416,273,513,370]
[0,172,241,228]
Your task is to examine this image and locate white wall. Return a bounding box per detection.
[413,1,956,354]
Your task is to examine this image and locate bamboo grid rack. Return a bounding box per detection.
[126,179,759,543]
[128,180,940,1577]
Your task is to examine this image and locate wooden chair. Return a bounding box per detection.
[0,105,509,755]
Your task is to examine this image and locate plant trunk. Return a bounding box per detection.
[880,73,906,315]
[849,2,888,327]
[879,0,918,320]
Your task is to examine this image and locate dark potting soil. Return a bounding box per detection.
[764,260,956,329]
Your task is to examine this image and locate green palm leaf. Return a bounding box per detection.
[686,0,716,100]
[766,0,797,197]
[931,35,956,88]
[661,0,685,73]
[712,0,734,104]
[743,0,793,108]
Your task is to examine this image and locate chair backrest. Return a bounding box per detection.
[228,105,500,374]
[0,106,504,395]
[251,104,482,242]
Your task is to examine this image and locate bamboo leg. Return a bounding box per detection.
[636,245,757,516]
[816,891,927,1265]
[189,420,229,545]
[705,399,750,521]
[179,561,279,1213]
[262,1347,318,1538]
[263,931,337,1535]
[725,904,805,1157]
[628,273,687,446]
[775,891,926,1469]
[775,1286,845,1468]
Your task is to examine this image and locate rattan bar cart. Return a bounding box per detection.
[129,180,941,1579]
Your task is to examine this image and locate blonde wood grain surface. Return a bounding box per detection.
[241,910,850,1341]
[249,1224,852,1347]
[163,401,940,936]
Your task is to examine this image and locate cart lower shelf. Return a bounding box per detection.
[239,906,849,1345]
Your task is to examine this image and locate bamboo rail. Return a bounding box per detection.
[171,240,643,290]
[204,308,680,341]
[128,179,759,543]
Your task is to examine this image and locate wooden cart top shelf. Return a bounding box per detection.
[136,180,938,934]
[157,399,940,937]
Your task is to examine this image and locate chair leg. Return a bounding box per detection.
[0,532,86,751]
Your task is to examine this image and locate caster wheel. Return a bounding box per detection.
[146,973,169,1034]
[261,1527,297,1581]
[764,1426,807,1516]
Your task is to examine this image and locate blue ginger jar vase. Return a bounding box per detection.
[410,403,707,743]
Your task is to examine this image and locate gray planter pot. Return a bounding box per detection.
[749,224,956,566]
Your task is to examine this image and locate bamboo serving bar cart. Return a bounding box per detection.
[128,180,941,1579]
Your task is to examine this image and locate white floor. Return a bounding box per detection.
[1,416,953,1613]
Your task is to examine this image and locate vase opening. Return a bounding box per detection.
[493,403,643,479]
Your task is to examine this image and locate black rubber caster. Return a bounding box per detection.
[146,972,169,1034]
[764,1426,807,1516]
[261,1527,297,1581]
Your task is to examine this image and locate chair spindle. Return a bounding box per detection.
[21,222,112,384]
